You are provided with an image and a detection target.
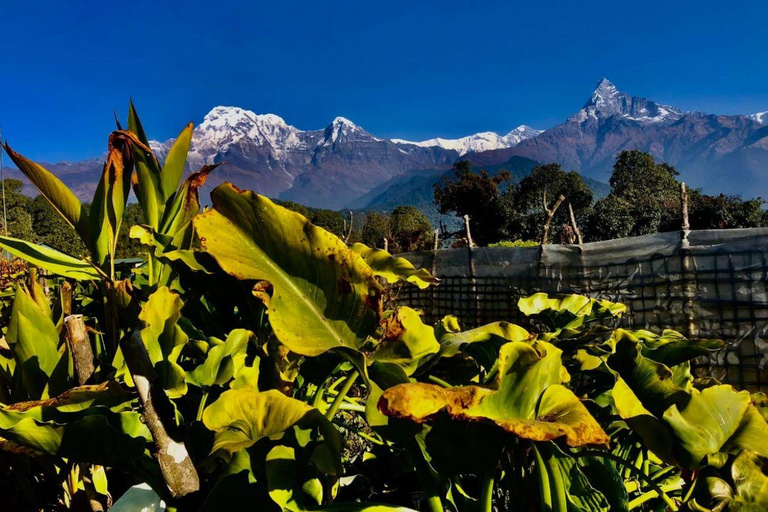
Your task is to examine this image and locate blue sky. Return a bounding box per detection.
[1,0,766,161]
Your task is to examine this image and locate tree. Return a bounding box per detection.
[511,164,593,243]
[30,194,87,256]
[361,212,391,249]
[309,209,345,237]
[388,205,433,253]
[587,151,680,240]
[688,193,767,230]
[433,161,513,245]
[0,179,35,242]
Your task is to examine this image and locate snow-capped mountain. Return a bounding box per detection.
[150,106,458,208]
[749,111,768,124]
[9,78,768,209]
[392,125,542,156]
[469,79,768,198]
[567,78,683,124]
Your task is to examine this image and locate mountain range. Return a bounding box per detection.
[4,79,768,211]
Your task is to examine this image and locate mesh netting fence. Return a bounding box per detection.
[397,228,768,391]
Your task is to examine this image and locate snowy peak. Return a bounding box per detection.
[392,125,542,156]
[321,116,374,146]
[749,111,768,125]
[569,78,682,124]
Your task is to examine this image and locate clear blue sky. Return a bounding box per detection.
[1,0,766,162]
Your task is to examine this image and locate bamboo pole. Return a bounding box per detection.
[568,203,583,245]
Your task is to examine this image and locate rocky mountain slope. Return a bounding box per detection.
[468,79,768,196]
[5,78,767,209]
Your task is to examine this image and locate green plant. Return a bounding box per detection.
[0,107,764,512]
[488,239,540,248]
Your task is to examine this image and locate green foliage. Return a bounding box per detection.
[488,239,539,248]
[434,160,513,245]
[511,163,593,242]
[361,211,390,249]
[0,107,764,512]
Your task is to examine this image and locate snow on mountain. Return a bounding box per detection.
[392,125,543,156]
[749,111,768,124]
[568,78,682,124]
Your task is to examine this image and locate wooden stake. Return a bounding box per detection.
[463,215,475,248]
[433,228,440,251]
[541,191,565,245]
[345,211,354,243]
[383,237,389,252]
[64,315,94,385]
[121,331,200,497]
[568,203,583,245]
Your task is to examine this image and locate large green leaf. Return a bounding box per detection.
[663,386,768,468]
[6,284,61,399]
[371,307,439,375]
[158,164,218,243]
[379,341,609,446]
[3,143,91,245]
[0,382,149,465]
[609,332,768,468]
[0,236,100,280]
[194,184,382,357]
[438,321,531,358]
[348,243,437,289]
[202,388,341,473]
[518,293,626,332]
[136,287,189,398]
[187,329,253,389]
[266,444,419,512]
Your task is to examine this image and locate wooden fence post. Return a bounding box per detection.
[680,182,696,337]
[463,215,475,248]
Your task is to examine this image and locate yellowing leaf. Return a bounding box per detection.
[194,184,382,357]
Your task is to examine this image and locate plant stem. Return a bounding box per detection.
[425,495,443,512]
[325,370,358,420]
[480,472,495,512]
[427,375,452,388]
[575,450,679,511]
[628,483,681,509]
[196,391,209,422]
[338,402,366,413]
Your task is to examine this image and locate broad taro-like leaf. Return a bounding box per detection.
[202,389,341,471]
[6,284,61,399]
[3,143,91,245]
[0,237,100,281]
[379,341,609,446]
[534,444,612,512]
[632,329,724,367]
[438,320,531,358]
[700,450,768,512]
[194,184,382,357]
[187,329,254,389]
[136,287,189,397]
[519,293,626,331]
[609,333,768,468]
[266,445,419,512]
[663,386,768,468]
[349,243,437,289]
[371,307,439,375]
[0,382,149,465]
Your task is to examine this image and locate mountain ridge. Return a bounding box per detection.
[4,79,768,209]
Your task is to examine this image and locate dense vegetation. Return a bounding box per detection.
[434,151,768,246]
[0,106,765,511]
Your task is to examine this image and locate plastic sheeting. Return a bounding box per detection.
[400,228,768,390]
